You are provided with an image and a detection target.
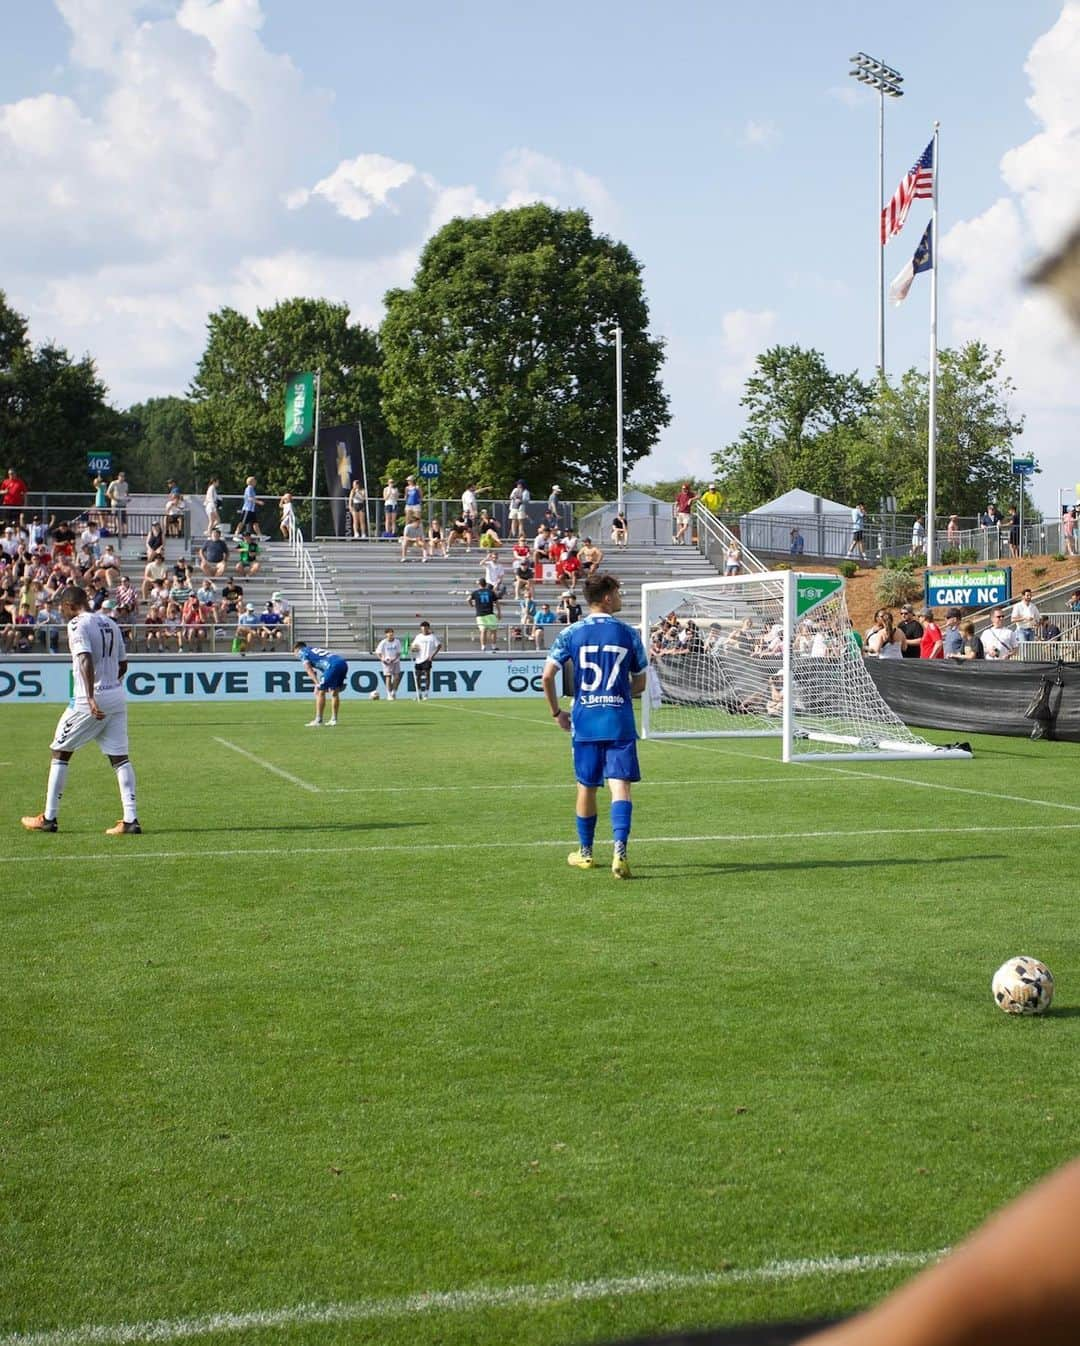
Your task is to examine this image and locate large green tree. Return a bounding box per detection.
[712,341,1026,516]
[379,204,671,497]
[0,290,127,493]
[120,396,198,493]
[188,298,396,495]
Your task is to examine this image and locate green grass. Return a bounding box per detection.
[2,699,1079,1346]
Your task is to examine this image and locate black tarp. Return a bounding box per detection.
[866,658,1080,741]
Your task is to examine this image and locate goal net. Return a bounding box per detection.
[640,572,971,762]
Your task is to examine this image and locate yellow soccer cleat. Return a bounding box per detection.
[611,853,632,880]
[567,850,595,870]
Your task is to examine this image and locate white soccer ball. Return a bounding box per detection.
[992,956,1054,1016]
[369,690,380,701]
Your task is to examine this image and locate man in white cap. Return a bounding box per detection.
[547,484,561,514]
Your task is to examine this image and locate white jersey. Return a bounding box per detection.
[69,610,126,698]
[411,632,441,662]
[375,637,402,664]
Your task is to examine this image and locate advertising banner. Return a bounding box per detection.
[0,658,549,704]
[924,566,1011,608]
[283,372,315,447]
[319,423,360,537]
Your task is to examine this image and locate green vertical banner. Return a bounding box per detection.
[283,372,316,447]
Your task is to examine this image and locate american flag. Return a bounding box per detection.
[881,139,934,244]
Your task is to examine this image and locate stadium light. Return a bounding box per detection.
[848,51,905,378]
[611,325,625,517]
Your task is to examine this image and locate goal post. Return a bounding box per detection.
[640,571,972,763]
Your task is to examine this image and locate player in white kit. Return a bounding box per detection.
[21,585,142,835]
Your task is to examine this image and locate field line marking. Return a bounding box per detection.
[806,762,1080,814]
[8,821,1079,866]
[212,738,319,793]
[0,1249,943,1346]
[320,775,845,794]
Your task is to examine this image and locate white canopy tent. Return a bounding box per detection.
[740,489,855,559]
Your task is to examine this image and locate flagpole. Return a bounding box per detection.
[877,88,885,378]
[926,124,940,565]
[310,369,322,539]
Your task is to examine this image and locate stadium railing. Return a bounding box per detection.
[3,616,294,657]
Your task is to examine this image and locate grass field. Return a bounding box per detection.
[3,697,1079,1346]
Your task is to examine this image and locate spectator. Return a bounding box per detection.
[203,476,221,533]
[946,513,960,547]
[36,595,62,652]
[507,480,530,540]
[446,511,472,554]
[235,533,261,577]
[532,525,552,568]
[1011,587,1039,643]
[610,510,629,547]
[461,482,479,528]
[403,475,422,523]
[270,590,290,622]
[114,576,139,621]
[1068,589,1080,613]
[400,517,428,562]
[90,475,109,525]
[142,551,169,600]
[79,518,102,559]
[477,510,501,547]
[27,515,50,549]
[278,491,296,540]
[700,482,722,515]
[1,466,28,519]
[980,607,1018,660]
[1036,613,1062,642]
[511,541,534,599]
[897,604,924,659]
[143,601,165,652]
[106,471,129,535]
[427,516,447,557]
[258,600,286,649]
[578,537,604,575]
[194,577,218,617]
[723,542,742,576]
[1007,507,1020,557]
[867,610,908,659]
[919,608,944,659]
[469,575,500,651]
[51,518,76,562]
[96,543,122,585]
[1063,506,1078,557]
[535,601,557,633]
[163,480,186,537]
[981,503,1002,530]
[145,519,165,558]
[847,502,868,560]
[482,553,508,600]
[673,482,696,544]
[556,547,581,587]
[558,589,582,625]
[220,580,244,618]
[789,527,805,556]
[348,479,367,539]
[382,478,399,536]
[910,516,926,556]
[198,528,229,577]
[235,602,264,652]
[546,484,561,519]
[181,593,206,650]
[941,608,964,657]
[237,476,262,538]
[958,621,982,659]
[161,600,184,651]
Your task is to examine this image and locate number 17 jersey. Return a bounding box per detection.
[546,613,648,742]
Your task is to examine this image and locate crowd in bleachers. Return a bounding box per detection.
[0,511,290,654]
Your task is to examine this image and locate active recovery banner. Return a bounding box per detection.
[0,658,549,704]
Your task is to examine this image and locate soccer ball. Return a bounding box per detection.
[369,690,380,701]
[992,956,1054,1015]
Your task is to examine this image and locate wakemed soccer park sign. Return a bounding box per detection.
[925,566,1011,608]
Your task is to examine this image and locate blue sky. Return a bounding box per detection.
[3,0,1079,512]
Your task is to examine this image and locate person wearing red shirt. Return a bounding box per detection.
[919,607,944,659]
[2,468,27,517]
[674,482,697,545]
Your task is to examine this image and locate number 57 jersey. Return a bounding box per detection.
[546,614,648,742]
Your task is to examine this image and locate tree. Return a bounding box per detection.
[188,298,397,495]
[120,397,198,493]
[711,345,874,510]
[0,290,128,493]
[379,204,670,498]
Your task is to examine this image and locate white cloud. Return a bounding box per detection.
[942,2,1080,504]
[716,309,777,392]
[294,154,419,221]
[741,119,779,147]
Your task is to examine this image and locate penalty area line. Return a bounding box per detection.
[8,821,1080,866]
[0,1248,943,1346]
[212,738,319,793]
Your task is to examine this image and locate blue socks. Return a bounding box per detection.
[575,814,597,854]
[611,800,632,853]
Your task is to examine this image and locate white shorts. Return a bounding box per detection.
[50,690,129,757]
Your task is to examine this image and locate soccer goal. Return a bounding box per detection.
[640,571,972,762]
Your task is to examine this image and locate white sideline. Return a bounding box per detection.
[0,1249,943,1346]
[8,820,1080,866]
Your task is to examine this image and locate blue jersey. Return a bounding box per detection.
[298,646,344,676]
[546,613,648,742]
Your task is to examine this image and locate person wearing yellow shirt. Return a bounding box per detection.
[700,482,723,515]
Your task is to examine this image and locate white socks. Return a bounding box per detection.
[44,760,68,820]
[114,761,138,822]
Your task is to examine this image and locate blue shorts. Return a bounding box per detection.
[572,739,640,788]
[319,659,348,692]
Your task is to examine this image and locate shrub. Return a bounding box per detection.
[876,568,923,609]
[939,547,961,565]
[771,562,791,571]
[883,554,917,573]
[1033,566,1047,578]
[838,559,858,579]
[958,547,978,563]
[1053,553,1066,563]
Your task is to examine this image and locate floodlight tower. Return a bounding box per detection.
[848,52,904,379]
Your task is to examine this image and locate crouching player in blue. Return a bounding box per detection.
[294,641,349,726]
[541,572,648,879]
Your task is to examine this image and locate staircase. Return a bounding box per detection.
[261,542,355,649]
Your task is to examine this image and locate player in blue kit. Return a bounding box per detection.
[541,572,648,879]
[294,642,349,726]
